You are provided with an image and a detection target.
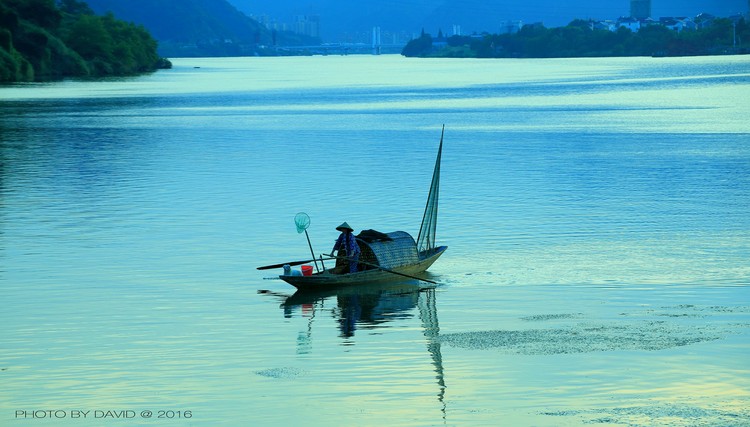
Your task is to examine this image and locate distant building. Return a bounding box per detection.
[293,15,320,38]
[659,17,696,32]
[372,26,381,55]
[618,16,642,32]
[695,13,716,30]
[630,0,651,19]
[250,14,288,33]
[524,22,546,31]
[499,20,523,34]
[593,20,617,32]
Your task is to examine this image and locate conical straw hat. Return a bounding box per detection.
[335,222,354,232]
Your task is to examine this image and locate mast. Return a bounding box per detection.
[416,125,444,253]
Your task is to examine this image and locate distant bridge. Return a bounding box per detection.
[273,26,405,56]
[273,43,405,56]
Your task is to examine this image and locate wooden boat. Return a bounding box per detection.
[267,127,447,290]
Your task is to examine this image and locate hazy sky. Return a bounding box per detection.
[229,0,748,40]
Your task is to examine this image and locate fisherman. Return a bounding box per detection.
[332,222,360,274]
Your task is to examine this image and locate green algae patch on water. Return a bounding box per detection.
[440,322,723,354]
[441,305,749,355]
[542,403,750,427]
[255,367,307,379]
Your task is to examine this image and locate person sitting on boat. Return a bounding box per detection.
[332,222,361,274]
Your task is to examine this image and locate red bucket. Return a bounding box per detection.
[301,265,313,276]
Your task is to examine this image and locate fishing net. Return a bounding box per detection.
[294,212,311,234]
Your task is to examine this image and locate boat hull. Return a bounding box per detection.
[279,246,447,291]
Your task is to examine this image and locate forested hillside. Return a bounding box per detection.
[0,0,170,82]
[85,0,317,57]
[403,18,749,58]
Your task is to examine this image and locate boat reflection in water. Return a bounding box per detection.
[266,281,447,409]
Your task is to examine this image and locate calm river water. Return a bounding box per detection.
[1,55,749,426]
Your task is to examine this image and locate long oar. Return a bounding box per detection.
[330,253,438,284]
[257,258,335,271]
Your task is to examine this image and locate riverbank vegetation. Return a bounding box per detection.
[403,17,749,58]
[0,0,171,82]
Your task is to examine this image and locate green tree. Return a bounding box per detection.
[637,25,675,55]
[401,33,433,57]
[702,18,733,48]
[99,13,158,73]
[0,3,21,35]
[64,14,112,60]
[4,0,61,29]
[57,0,92,15]
[408,14,749,59]
[738,18,750,49]
[12,24,51,73]
[1,0,167,81]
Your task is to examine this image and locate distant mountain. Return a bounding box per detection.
[228,0,748,42]
[85,0,317,56]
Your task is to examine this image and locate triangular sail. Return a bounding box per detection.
[417,125,444,253]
